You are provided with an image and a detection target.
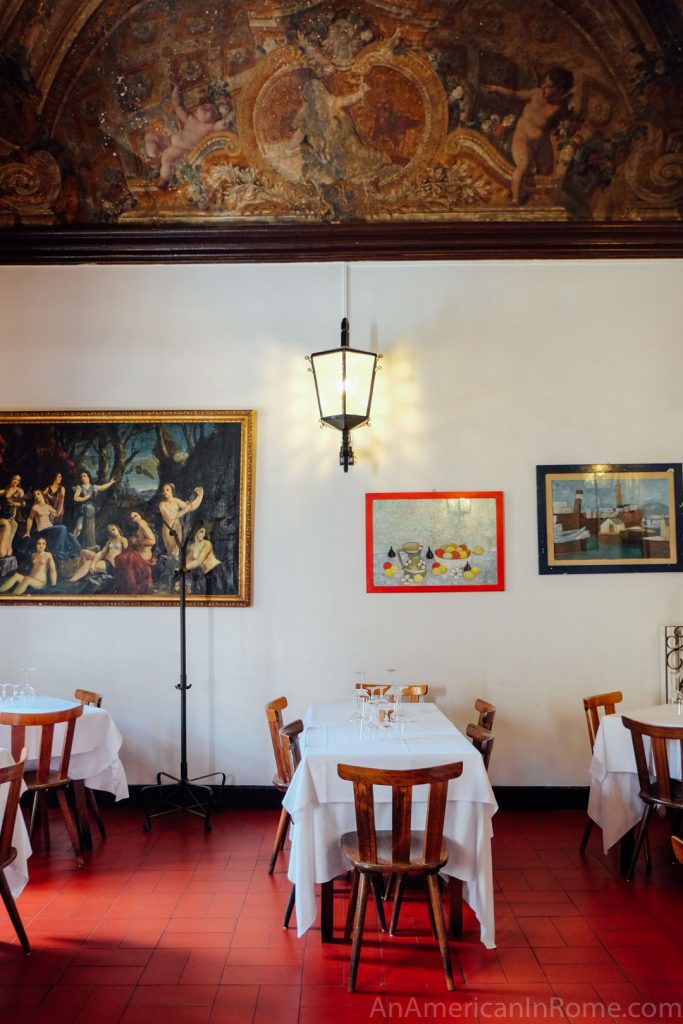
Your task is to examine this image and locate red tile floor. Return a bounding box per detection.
[1,805,682,1023]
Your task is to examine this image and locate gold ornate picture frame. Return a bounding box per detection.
[0,411,255,606]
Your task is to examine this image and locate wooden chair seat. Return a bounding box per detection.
[341,831,448,874]
[337,760,463,993]
[466,723,495,771]
[621,715,683,880]
[0,749,31,954]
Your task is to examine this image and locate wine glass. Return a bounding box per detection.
[351,671,368,720]
[20,666,36,702]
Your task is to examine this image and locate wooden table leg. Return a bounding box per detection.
[321,880,334,942]
[448,877,463,937]
[72,779,92,851]
[619,829,635,874]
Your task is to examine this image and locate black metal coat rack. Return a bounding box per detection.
[142,521,226,832]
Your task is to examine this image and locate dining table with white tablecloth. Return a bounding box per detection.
[283,701,498,949]
[0,747,32,898]
[587,702,683,853]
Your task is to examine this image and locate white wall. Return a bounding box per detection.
[1,259,682,788]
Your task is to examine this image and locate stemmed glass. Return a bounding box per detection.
[672,684,683,715]
[387,667,409,725]
[351,671,368,721]
[20,666,36,702]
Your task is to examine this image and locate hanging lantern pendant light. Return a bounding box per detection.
[307,318,381,472]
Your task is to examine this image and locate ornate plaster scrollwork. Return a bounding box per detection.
[624,132,683,214]
[0,149,62,224]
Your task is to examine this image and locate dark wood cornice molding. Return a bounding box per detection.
[1,220,682,265]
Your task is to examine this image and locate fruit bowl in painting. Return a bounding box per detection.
[434,543,471,560]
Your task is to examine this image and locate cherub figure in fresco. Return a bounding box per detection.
[144,83,231,189]
[485,66,574,205]
[0,537,56,595]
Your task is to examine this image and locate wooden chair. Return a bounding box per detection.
[74,689,102,708]
[280,720,304,930]
[401,685,428,703]
[73,689,107,840]
[265,697,296,874]
[0,704,84,867]
[580,691,624,855]
[621,716,683,881]
[354,683,390,697]
[474,699,496,731]
[466,723,495,771]
[673,836,683,865]
[0,749,31,954]
[338,760,463,993]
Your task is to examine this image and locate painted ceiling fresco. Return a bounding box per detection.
[1,0,682,228]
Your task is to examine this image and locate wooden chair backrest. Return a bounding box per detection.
[0,749,27,867]
[265,697,290,785]
[673,836,683,865]
[401,685,428,703]
[474,699,496,730]
[466,723,495,771]
[622,716,683,805]
[0,704,83,787]
[583,691,623,751]
[337,761,463,866]
[355,684,390,697]
[280,720,304,778]
[74,688,102,707]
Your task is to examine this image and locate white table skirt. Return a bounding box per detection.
[0,695,129,802]
[283,701,497,948]
[0,748,32,899]
[588,703,683,852]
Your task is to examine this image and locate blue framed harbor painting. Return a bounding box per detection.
[537,464,683,575]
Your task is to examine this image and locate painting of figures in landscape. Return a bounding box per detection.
[0,412,254,605]
[537,464,683,575]
[1,0,682,230]
[366,492,504,593]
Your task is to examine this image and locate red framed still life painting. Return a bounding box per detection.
[366,491,505,594]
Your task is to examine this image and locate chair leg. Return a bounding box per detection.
[389,874,407,936]
[55,788,84,867]
[580,817,593,854]
[370,873,387,932]
[427,874,455,992]
[0,870,30,955]
[344,869,359,942]
[268,808,290,874]
[348,872,369,994]
[283,885,296,929]
[626,805,652,882]
[383,872,396,901]
[86,788,107,840]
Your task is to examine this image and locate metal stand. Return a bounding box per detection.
[142,524,226,833]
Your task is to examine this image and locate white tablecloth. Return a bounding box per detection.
[0,748,32,898]
[588,703,683,852]
[0,695,129,801]
[283,701,497,948]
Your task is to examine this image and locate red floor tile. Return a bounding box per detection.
[3,806,681,1024]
